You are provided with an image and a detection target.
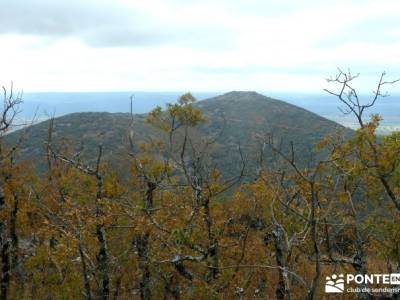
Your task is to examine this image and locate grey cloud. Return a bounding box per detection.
[1,0,172,46]
[0,0,236,48]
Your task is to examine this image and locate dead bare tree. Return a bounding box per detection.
[324,69,399,129]
[324,69,400,211]
[46,121,110,300]
[321,169,373,300]
[127,93,248,297]
[263,137,324,300]
[165,107,245,287]
[0,83,23,300]
[321,69,400,299]
[0,83,22,136]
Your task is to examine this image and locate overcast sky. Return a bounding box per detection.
[1,0,400,93]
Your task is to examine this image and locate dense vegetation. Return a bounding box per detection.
[1,71,400,299]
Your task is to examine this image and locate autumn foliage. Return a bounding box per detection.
[1,73,400,299]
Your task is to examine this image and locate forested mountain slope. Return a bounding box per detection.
[7,91,351,176]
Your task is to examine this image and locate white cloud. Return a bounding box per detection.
[0,0,399,93]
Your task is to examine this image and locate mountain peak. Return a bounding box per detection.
[198,91,271,107]
[218,91,265,99]
[6,91,351,177]
[223,91,260,96]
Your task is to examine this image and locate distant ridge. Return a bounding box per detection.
[7,91,352,177]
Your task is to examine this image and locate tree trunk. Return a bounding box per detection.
[78,241,92,300]
[9,192,18,272]
[203,198,219,282]
[353,234,372,300]
[133,233,151,300]
[272,224,290,300]
[0,186,10,300]
[94,170,110,300]
[96,224,110,300]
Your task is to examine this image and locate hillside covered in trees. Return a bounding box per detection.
[1,71,400,299]
[6,91,351,179]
